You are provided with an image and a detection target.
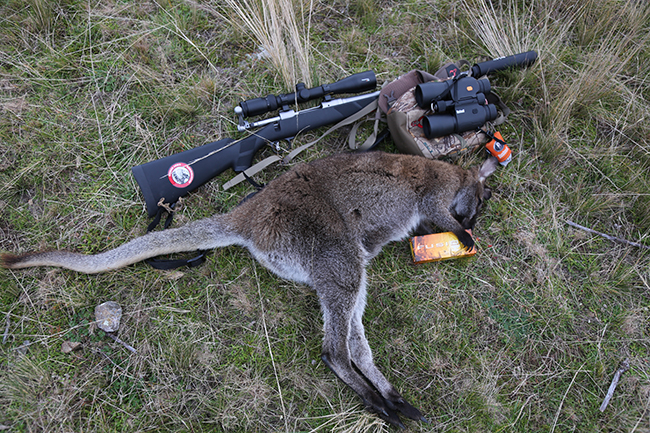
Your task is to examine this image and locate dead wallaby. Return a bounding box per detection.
[2,151,498,428]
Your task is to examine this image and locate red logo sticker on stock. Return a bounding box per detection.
[168,162,194,188]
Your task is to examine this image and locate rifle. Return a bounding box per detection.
[132,71,378,217]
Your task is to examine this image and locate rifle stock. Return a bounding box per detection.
[132,89,380,217]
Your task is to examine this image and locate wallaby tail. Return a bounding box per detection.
[1,215,242,274]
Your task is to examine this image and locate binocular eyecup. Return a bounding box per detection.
[415,77,491,110]
[238,71,377,118]
[422,103,498,138]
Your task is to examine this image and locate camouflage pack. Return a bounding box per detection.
[379,63,509,160]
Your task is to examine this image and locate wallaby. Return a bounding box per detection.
[2,151,498,428]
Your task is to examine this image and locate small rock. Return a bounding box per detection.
[95,301,122,332]
[164,270,185,281]
[61,341,82,354]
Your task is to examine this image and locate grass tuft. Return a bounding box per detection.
[210,0,314,89]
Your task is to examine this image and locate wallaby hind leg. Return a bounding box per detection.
[347,283,427,423]
[315,264,414,428]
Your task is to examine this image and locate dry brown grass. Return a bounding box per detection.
[192,0,314,89]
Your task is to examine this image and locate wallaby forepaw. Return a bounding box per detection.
[456,230,474,250]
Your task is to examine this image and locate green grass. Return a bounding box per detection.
[1,0,649,431]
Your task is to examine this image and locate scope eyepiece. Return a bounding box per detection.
[471,50,538,77]
[239,95,282,118]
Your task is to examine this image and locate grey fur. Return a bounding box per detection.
[2,151,498,427]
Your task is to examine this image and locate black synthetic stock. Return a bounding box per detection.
[470,50,538,77]
[132,91,379,217]
[132,137,236,217]
[239,71,376,118]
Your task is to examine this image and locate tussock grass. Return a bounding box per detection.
[0,0,649,432]
[206,0,314,89]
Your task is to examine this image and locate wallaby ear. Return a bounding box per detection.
[478,156,499,183]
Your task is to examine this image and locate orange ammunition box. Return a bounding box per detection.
[409,231,476,264]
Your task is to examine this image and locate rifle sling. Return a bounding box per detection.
[147,205,174,233]
[145,206,208,270]
[222,98,381,191]
[146,250,208,270]
[222,155,282,190]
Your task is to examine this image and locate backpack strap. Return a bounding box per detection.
[486,91,511,125]
[378,70,435,113]
[433,60,471,80]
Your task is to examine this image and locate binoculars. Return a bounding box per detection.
[415,50,538,138]
[415,76,498,138]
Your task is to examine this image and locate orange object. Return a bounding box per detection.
[410,231,476,264]
[485,131,512,166]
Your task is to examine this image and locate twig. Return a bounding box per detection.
[600,359,630,412]
[254,265,289,433]
[551,364,584,433]
[94,348,127,373]
[105,332,138,354]
[566,220,650,250]
[2,313,10,344]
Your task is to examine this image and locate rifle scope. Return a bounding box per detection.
[236,70,376,118]
[470,50,537,77]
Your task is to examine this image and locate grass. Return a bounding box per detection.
[1,0,649,431]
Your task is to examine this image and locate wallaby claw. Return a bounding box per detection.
[372,404,405,429]
[390,397,425,422]
[457,231,475,251]
[375,394,427,428]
